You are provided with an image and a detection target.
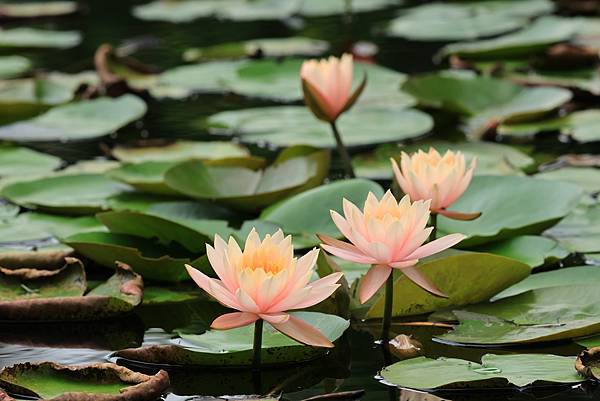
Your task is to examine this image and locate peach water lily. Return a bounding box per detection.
[300,53,366,178]
[185,228,343,368]
[391,148,481,239]
[319,191,465,340]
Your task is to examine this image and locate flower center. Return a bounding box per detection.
[241,247,286,275]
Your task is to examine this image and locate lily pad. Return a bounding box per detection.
[183,37,329,61]
[0,27,81,49]
[0,2,78,18]
[0,259,143,321]
[545,205,600,253]
[0,56,31,79]
[111,140,250,163]
[380,354,582,390]
[0,95,147,142]
[116,312,349,366]
[385,0,554,41]
[439,16,577,59]
[260,178,384,248]
[0,362,168,400]
[1,173,130,215]
[353,140,534,180]
[437,284,600,345]
[64,231,207,282]
[0,146,61,177]
[164,146,329,211]
[536,167,600,194]
[492,266,600,301]
[437,175,583,247]
[207,106,432,148]
[142,286,202,305]
[362,250,530,319]
[473,236,568,269]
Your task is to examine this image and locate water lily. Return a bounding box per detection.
[319,191,465,340]
[185,229,343,352]
[391,148,480,223]
[300,54,366,178]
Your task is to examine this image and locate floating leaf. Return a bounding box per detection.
[0,95,147,142]
[492,266,600,301]
[142,286,202,305]
[164,146,329,211]
[0,146,61,177]
[298,0,402,17]
[381,354,582,390]
[385,0,554,41]
[437,175,582,247]
[545,205,600,253]
[0,2,78,18]
[260,179,384,248]
[208,106,432,148]
[0,362,168,400]
[116,312,349,366]
[473,235,568,269]
[0,27,81,49]
[437,284,600,345]
[1,173,130,215]
[536,167,600,194]
[183,37,329,61]
[0,56,31,79]
[440,16,576,59]
[353,140,534,180]
[111,140,249,163]
[362,250,529,319]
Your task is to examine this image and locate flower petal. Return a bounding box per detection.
[270,315,334,348]
[319,234,377,264]
[185,264,241,310]
[358,264,392,304]
[260,312,290,325]
[211,312,258,330]
[405,233,466,260]
[400,265,447,298]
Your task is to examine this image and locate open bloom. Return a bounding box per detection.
[186,229,343,348]
[319,191,465,304]
[300,53,365,122]
[391,148,476,216]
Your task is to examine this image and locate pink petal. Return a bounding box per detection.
[185,264,241,310]
[270,315,334,348]
[389,259,419,269]
[358,264,392,304]
[400,265,447,298]
[211,312,258,330]
[280,272,343,310]
[319,235,377,264]
[405,233,466,260]
[260,312,290,324]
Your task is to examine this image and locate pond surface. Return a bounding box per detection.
[0,1,598,400]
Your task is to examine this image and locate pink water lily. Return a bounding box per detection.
[391,148,477,217]
[186,229,343,348]
[319,191,465,304]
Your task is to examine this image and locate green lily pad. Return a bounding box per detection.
[260,178,384,248]
[492,266,600,301]
[0,362,168,400]
[207,106,432,148]
[164,146,329,211]
[437,175,583,247]
[0,27,81,48]
[473,235,568,269]
[576,335,600,349]
[353,140,534,180]
[498,110,600,143]
[1,173,130,215]
[116,312,349,366]
[361,250,529,319]
[0,56,31,79]
[536,167,600,194]
[0,258,143,321]
[0,146,61,177]
[111,140,250,163]
[437,284,600,345]
[142,286,202,305]
[439,16,577,59]
[183,37,329,61]
[0,2,78,18]
[545,205,600,253]
[380,354,583,390]
[64,231,207,282]
[0,95,147,142]
[0,78,75,114]
[385,0,554,41]
[507,67,600,97]
[298,0,401,16]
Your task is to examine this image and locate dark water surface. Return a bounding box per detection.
[0,1,597,400]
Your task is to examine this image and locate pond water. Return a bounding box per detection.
[1,0,599,400]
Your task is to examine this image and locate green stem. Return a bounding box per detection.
[429,212,437,243]
[381,271,394,342]
[329,121,356,178]
[252,319,263,394]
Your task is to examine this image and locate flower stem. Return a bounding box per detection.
[252,318,263,394]
[381,271,394,342]
[329,121,356,178]
[429,213,437,243]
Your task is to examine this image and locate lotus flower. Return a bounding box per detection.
[300,53,365,123]
[319,191,465,304]
[186,229,343,348]
[391,148,477,218]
